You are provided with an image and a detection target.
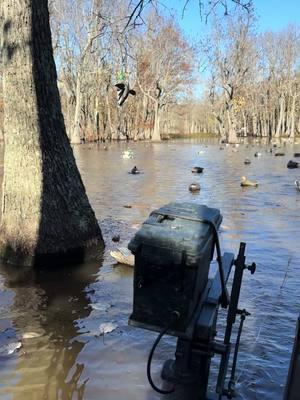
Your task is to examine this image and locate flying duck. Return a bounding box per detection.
[115,83,136,106]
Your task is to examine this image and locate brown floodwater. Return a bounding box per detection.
[0,140,299,400]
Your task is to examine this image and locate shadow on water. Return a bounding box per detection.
[0,255,103,400]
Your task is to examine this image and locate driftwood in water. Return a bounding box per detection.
[110,247,134,266]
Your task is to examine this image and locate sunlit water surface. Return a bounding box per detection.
[0,140,299,400]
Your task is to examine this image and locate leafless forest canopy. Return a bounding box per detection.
[0,0,299,143]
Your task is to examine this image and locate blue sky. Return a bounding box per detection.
[161,0,300,38]
[158,0,299,98]
[253,0,299,31]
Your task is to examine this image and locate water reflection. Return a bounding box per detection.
[0,140,300,400]
[0,257,103,400]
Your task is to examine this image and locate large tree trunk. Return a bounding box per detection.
[275,94,284,138]
[1,0,104,266]
[289,94,297,140]
[152,101,161,142]
[227,109,238,143]
[71,72,82,144]
[252,113,257,136]
[105,86,113,140]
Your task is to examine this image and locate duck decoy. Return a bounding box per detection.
[294,153,300,158]
[240,176,258,187]
[129,166,140,174]
[254,152,262,157]
[191,167,204,173]
[189,183,200,192]
[115,83,136,106]
[295,180,300,191]
[287,160,299,169]
[244,158,251,165]
[275,152,285,156]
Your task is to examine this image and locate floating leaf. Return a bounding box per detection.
[0,342,22,356]
[99,322,118,335]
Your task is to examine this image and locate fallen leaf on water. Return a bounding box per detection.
[220,225,230,231]
[22,332,42,339]
[131,224,141,230]
[99,322,118,335]
[91,303,112,312]
[0,342,22,356]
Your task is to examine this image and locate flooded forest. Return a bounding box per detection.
[0,1,300,400]
[1,0,300,144]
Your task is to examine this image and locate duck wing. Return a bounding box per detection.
[115,83,125,90]
[118,84,130,106]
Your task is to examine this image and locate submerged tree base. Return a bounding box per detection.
[0,239,104,268]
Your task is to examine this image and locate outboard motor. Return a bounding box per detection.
[128,202,256,399]
[129,203,223,336]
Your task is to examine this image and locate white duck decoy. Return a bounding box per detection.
[240,176,258,187]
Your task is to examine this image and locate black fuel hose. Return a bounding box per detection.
[147,311,180,395]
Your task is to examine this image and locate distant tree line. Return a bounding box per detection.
[48,0,195,143]
[202,10,300,143]
[0,1,299,143]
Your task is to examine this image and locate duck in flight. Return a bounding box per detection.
[115,83,136,106]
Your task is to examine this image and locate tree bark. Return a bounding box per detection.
[289,94,297,140]
[227,109,238,143]
[152,101,161,142]
[71,73,82,144]
[275,94,284,138]
[105,86,113,140]
[1,0,104,266]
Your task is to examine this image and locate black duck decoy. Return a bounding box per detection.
[129,166,141,175]
[191,167,204,173]
[287,160,299,169]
